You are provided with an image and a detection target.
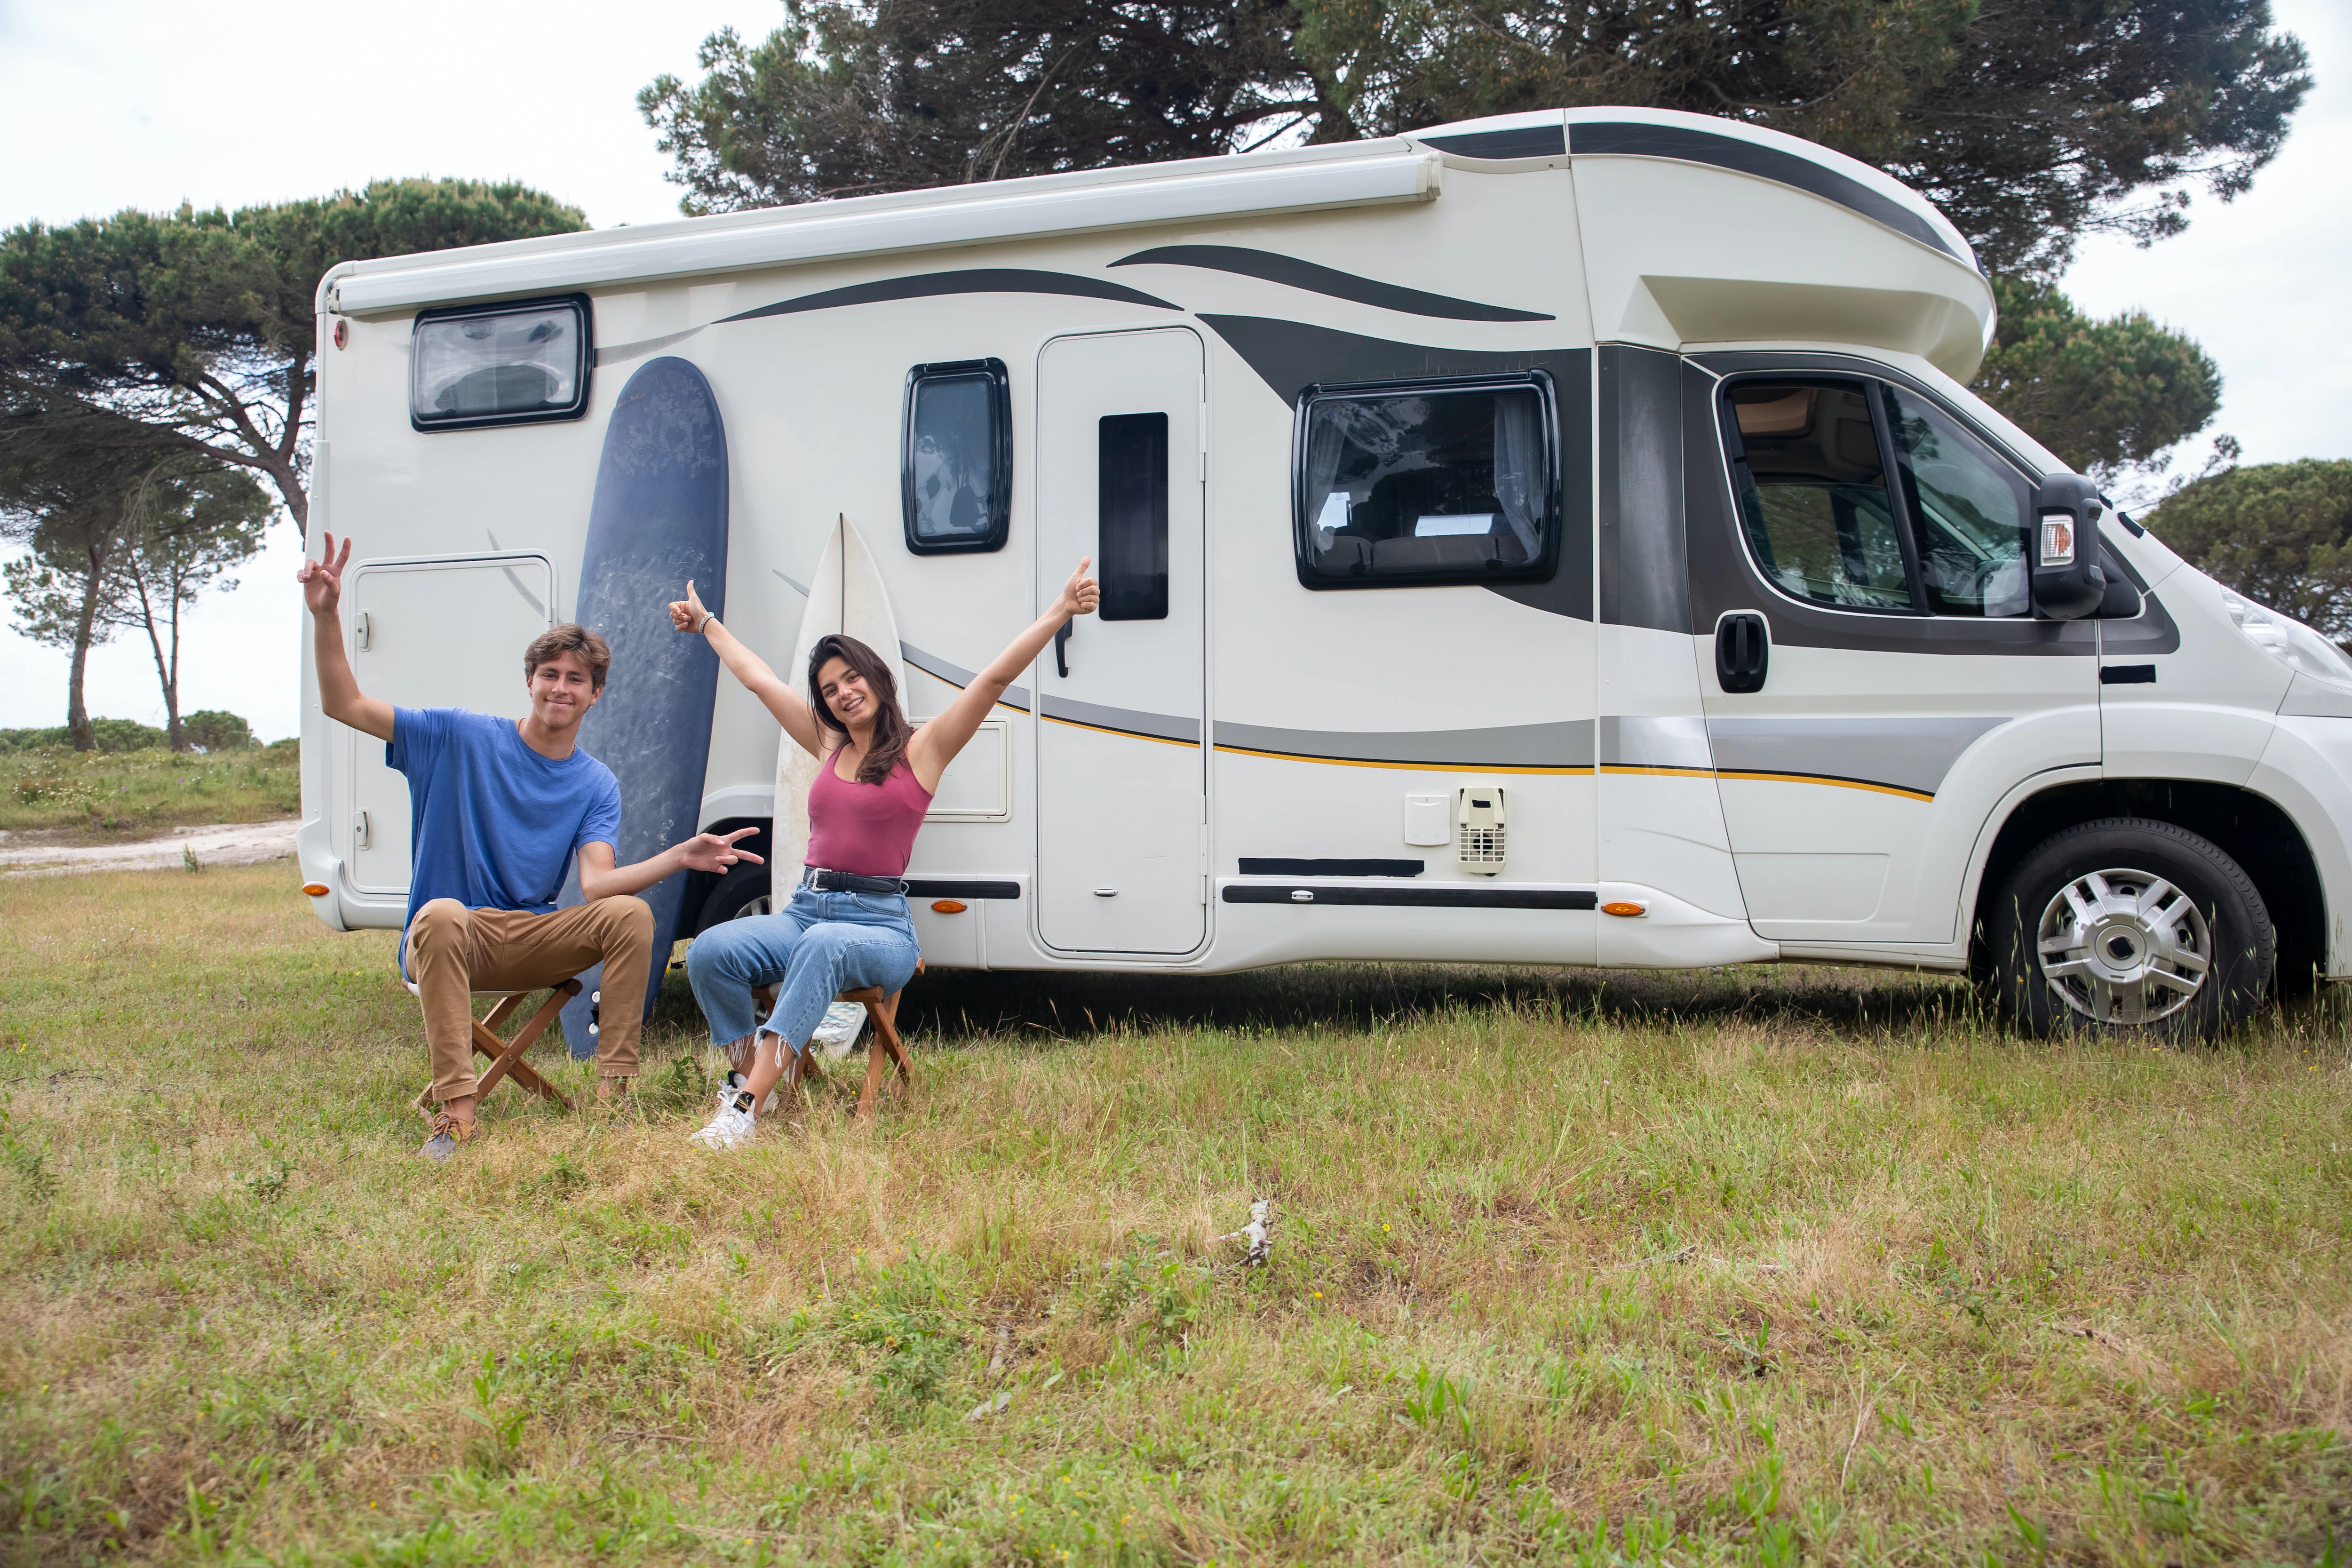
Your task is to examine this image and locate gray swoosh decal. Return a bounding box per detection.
[596,326,707,366]
[483,532,546,616]
[1705,715,2004,797]
[1424,126,1567,161]
[1569,121,1963,263]
[771,568,809,597]
[722,269,1176,323]
[1216,719,1594,770]
[899,639,1031,714]
[1044,693,1199,744]
[1600,715,1713,771]
[1110,245,1552,323]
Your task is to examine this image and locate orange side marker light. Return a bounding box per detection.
[302,883,330,897]
[1601,900,1646,917]
[931,899,968,914]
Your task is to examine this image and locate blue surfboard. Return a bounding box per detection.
[558,357,729,1057]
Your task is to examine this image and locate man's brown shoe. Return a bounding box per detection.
[419,1110,479,1161]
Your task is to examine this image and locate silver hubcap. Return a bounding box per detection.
[731,894,773,921]
[2036,867,2211,1025]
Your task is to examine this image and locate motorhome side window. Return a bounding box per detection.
[408,295,591,431]
[1720,377,2031,617]
[902,358,1011,555]
[1294,374,1557,588]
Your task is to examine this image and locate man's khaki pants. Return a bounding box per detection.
[406,897,655,1103]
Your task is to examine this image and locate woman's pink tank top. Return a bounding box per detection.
[804,750,933,877]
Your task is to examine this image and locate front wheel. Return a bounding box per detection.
[1987,817,2273,1044]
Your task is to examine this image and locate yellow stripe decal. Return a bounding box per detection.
[1042,715,1200,748]
[1713,769,1934,802]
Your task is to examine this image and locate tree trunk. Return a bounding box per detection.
[65,539,106,751]
[129,563,182,749]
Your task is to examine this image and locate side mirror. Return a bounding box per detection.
[2031,474,2108,620]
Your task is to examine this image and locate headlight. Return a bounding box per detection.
[2218,588,2352,689]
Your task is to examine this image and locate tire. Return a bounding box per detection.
[1986,816,2273,1044]
[693,865,774,934]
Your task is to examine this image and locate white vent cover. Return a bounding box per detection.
[1456,786,1507,876]
[1402,793,1450,846]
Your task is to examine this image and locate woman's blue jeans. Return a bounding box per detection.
[685,884,921,1064]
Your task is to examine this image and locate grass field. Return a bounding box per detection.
[3,861,2349,1566]
[0,743,299,844]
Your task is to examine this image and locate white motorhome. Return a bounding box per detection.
[298,106,2352,1042]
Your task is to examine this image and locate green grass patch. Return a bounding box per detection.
[2,861,2348,1564]
[0,740,297,842]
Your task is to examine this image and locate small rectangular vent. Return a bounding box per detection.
[1456,787,1507,876]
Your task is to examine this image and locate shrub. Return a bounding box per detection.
[182,711,254,752]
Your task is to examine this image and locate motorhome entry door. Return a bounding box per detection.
[1033,328,1208,955]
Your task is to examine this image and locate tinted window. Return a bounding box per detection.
[1098,413,1168,620]
[902,359,1010,554]
[1724,381,1916,612]
[1295,377,1555,588]
[1884,385,2031,617]
[409,295,590,430]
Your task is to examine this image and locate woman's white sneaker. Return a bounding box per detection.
[690,1076,757,1151]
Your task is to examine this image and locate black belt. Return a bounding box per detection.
[801,866,909,896]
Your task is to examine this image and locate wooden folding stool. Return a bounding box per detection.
[748,959,923,1117]
[409,978,582,1117]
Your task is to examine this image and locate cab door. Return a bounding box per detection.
[1685,358,2099,946]
[1033,328,1208,955]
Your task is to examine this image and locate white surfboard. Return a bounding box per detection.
[774,514,910,876]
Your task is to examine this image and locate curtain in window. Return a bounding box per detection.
[1491,392,1542,562]
[1302,407,1351,549]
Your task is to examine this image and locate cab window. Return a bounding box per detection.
[1883,385,2030,617]
[1722,382,1915,611]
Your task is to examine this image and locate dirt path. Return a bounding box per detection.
[0,819,299,877]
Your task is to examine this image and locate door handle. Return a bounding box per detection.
[1715,613,1769,693]
[1054,620,1073,678]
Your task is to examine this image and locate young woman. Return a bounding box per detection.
[667,558,1099,1148]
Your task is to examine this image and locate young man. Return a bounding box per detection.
[301,532,761,1158]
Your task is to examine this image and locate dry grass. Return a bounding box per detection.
[2,861,2348,1566]
[0,743,299,843]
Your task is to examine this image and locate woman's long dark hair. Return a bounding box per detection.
[806,634,912,784]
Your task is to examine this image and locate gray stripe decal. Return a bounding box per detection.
[722,269,1177,323]
[1705,716,2004,797]
[1424,126,1567,161]
[1110,244,1552,323]
[1042,693,1200,744]
[1600,715,1713,771]
[1569,121,1963,263]
[596,326,707,366]
[1216,719,1594,769]
[771,568,809,597]
[899,639,1030,714]
[482,532,547,616]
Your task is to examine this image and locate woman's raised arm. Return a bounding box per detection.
[907,557,1098,793]
[669,581,828,759]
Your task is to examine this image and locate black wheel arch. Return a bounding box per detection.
[1968,780,2325,1000]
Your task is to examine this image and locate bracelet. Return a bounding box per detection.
[696,611,716,634]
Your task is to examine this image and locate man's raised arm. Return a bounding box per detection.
[299,532,396,742]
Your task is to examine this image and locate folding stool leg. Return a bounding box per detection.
[842,986,915,1119]
[474,981,580,1108]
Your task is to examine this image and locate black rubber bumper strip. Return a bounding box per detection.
[2099,664,2158,685]
[905,880,1022,900]
[1224,884,1596,910]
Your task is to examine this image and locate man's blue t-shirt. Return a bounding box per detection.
[389,708,623,969]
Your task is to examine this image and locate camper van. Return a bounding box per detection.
[297,106,2352,1043]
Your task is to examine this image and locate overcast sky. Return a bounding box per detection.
[2,0,2346,740]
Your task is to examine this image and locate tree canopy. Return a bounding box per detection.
[0,179,587,536]
[1971,277,2222,484]
[2149,460,2352,642]
[644,0,2308,278]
